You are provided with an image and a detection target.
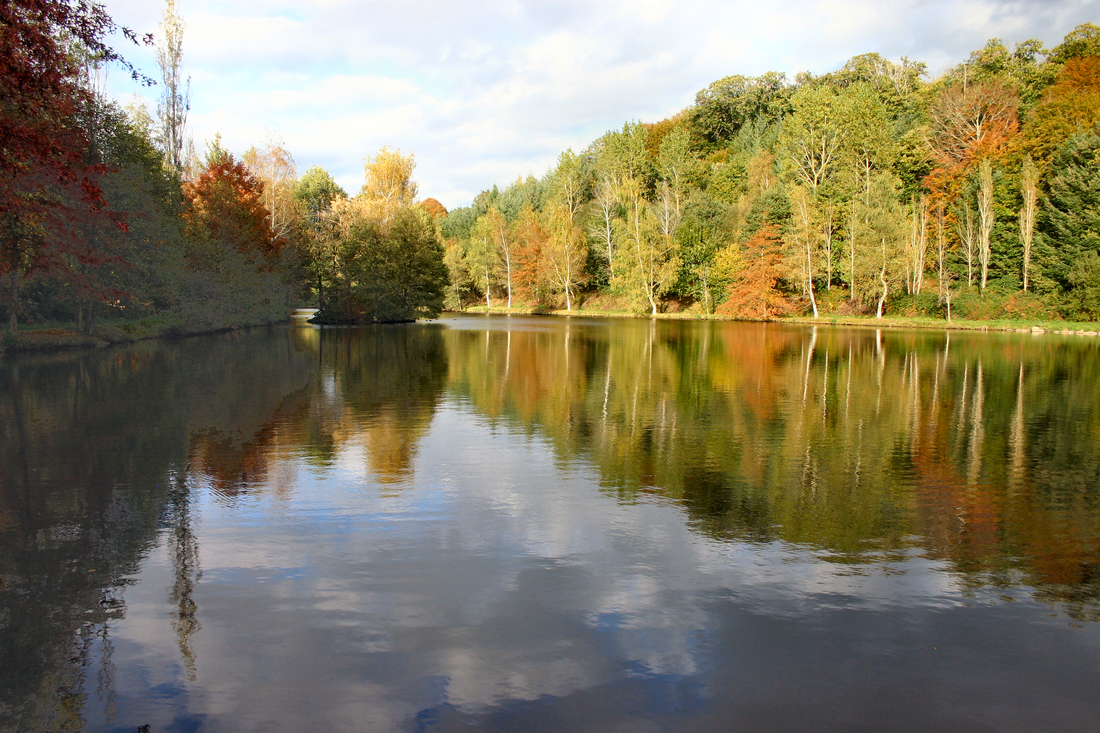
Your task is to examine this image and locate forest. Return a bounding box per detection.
[3,1,1100,349]
[442,23,1100,323]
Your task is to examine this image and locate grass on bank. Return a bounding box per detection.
[6,288,1100,354]
[0,313,281,354]
[454,284,1100,334]
[457,304,1100,334]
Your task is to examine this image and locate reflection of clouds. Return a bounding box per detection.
[94,391,1062,731]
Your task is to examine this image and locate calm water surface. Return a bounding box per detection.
[2,315,1100,732]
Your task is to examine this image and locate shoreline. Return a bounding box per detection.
[451,306,1100,336]
[0,320,287,356]
[5,307,1099,355]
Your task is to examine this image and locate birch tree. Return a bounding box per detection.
[542,202,588,310]
[468,215,500,308]
[657,126,696,216]
[904,195,929,295]
[484,205,516,308]
[361,147,418,211]
[551,149,587,222]
[782,85,844,310]
[612,179,679,315]
[243,136,299,244]
[954,197,978,288]
[790,185,820,318]
[588,176,619,280]
[977,157,995,292]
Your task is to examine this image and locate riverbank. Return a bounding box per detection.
[455,305,1100,336]
[0,316,287,355]
[8,307,1098,355]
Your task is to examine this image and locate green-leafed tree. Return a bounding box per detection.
[675,190,729,314]
[594,121,653,190]
[611,178,679,314]
[318,207,446,323]
[295,166,347,221]
[1039,132,1100,292]
[690,72,791,150]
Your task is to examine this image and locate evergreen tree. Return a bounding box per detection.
[1040,132,1100,289]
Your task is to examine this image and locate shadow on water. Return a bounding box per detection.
[0,323,453,729]
[185,323,449,498]
[0,326,317,730]
[0,322,452,730]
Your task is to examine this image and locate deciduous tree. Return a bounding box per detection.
[0,0,149,332]
[183,138,278,264]
[1021,57,1100,167]
[716,224,787,319]
[612,179,679,315]
[156,0,191,176]
[244,136,300,245]
[977,157,996,291]
[926,80,1019,200]
[542,202,588,310]
[360,147,418,217]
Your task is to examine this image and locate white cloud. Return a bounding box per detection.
[103,0,1099,209]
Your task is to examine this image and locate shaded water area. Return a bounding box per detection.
[2,315,1100,732]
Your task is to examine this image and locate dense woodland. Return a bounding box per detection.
[3,1,1100,344]
[443,24,1100,322]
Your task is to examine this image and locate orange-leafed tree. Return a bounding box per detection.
[925,80,1020,204]
[183,140,278,267]
[420,198,448,219]
[1022,57,1100,167]
[717,224,789,320]
[512,206,548,304]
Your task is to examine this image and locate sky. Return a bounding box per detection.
[100,0,1099,210]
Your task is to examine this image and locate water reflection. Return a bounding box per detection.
[0,327,316,730]
[1,317,1099,732]
[444,318,1100,619]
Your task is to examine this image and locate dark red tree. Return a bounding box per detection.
[0,0,150,331]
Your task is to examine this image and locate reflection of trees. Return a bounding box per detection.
[185,325,449,494]
[0,327,316,728]
[166,474,201,680]
[445,319,1100,615]
[312,325,447,489]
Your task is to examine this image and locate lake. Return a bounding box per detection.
[2,314,1099,732]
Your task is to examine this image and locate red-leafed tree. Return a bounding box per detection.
[183,142,279,266]
[0,0,150,332]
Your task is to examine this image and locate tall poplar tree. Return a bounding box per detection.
[156,0,191,177]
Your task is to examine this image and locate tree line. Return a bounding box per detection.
[4,3,1098,338]
[1,0,446,342]
[442,25,1100,322]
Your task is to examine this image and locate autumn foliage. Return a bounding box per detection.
[183,150,279,264]
[925,80,1020,202]
[1023,57,1100,166]
[717,225,790,320]
[0,0,146,324]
